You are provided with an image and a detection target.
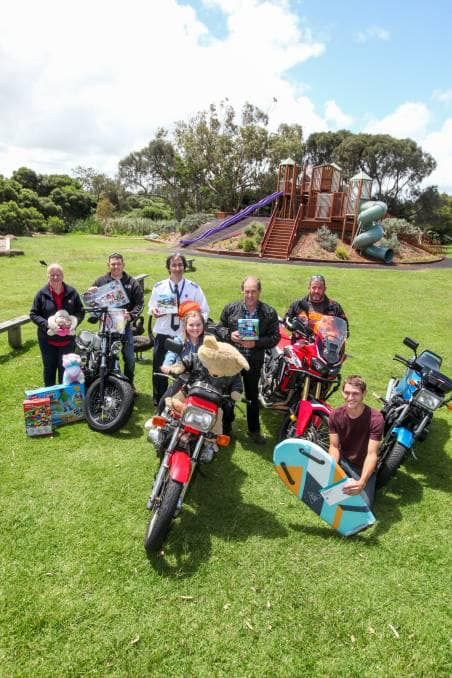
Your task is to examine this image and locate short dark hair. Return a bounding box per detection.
[108,252,124,263]
[166,253,187,271]
[241,276,261,291]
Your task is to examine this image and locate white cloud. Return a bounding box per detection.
[364,102,430,141]
[355,25,390,43]
[324,100,353,129]
[422,119,452,193]
[432,89,452,103]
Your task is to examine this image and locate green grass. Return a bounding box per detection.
[1,234,451,676]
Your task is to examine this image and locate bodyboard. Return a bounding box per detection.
[273,438,375,536]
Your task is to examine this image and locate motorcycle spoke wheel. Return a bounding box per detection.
[144,477,183,555]
[376,441,407,489]
[85,375,134,433]
[277,413,296,442]
[304,413,330,450]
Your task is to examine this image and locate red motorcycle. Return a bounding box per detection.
[144,372,230,555]
[258,314,347,445]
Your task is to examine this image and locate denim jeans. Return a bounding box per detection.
[339,457,376,509]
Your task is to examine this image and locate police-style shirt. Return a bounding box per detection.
[148,277,209,337]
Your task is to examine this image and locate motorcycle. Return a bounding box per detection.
[144,346,232,555]
[258,314,347,445]
[376,336,452,488]
[76,306,134,433]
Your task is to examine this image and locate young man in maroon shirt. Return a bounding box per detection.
[328,375,384,508]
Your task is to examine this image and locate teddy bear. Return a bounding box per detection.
[47,310,78,337]
[62,352,85,384]
[162,334,249,436]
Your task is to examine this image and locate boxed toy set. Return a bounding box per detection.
[23,397,53,436]
[25,383,85,428]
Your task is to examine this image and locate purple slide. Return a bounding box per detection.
[180,191,283,247]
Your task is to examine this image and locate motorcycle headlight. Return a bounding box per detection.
[413,388,443,411]
[110,340,122,356]
[311,357,328,375]
[182,405,215,433]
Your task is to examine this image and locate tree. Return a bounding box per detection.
[11,167,39,191]
[50,186,95,223]
[305,130,352,165]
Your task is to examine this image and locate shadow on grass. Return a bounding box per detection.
[147,443,288,577]
[0,339,35,364]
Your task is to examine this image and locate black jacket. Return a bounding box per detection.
[285,294,349,335]
[30,283,85,344]
[218,300,280,366]
[92,272,144,321]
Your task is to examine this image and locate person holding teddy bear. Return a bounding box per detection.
[30,263,84,386]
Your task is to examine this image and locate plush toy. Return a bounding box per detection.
[163,335,249,435]
[62,353,85,384]
[47,310,78,337]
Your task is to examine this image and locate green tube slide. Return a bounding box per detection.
[353,200,393,264]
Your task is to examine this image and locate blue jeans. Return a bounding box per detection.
[122,324,135,384]
[339,458,376,509]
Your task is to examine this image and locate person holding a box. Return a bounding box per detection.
[217,276,279,445]
[30,263,85,386]
[89,253,144,392]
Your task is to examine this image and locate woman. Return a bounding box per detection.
[30,263,85,386]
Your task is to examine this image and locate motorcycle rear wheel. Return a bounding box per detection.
[85,374,134,433]
[278,411,330,449]
[144,477,183,554]
[376,441,407,489]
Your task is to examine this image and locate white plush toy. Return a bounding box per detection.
[47,310,78,337]
[62,353,85,384]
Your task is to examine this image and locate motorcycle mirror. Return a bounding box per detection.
[164,338,183,354]
[403,337,419,352]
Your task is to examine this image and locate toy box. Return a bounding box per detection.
[23,397,53,436]
[25,383,85,427]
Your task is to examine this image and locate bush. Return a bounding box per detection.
[383,217,422,241]
[180,212,215,234]
[256,225,265,238]
[47,216,66,234]
[335,245,349,260]
[70,216,103,234]
[242,238,257,252]
[237,240,244,250]
[244,226,255,237]
[316,225,337,252]
[380,233,400,254]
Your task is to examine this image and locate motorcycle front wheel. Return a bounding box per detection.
[144,477,183,555]
[376,441,407,488]
[278,411,330,448]
[85,375,134,433]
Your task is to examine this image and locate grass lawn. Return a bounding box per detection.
[1,234,451,676]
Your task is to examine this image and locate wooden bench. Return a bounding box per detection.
[0,315,31,349]
[134,273,150,291]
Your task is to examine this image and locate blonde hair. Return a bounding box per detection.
[183,310,205,342]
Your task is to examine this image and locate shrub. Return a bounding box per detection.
[380,233,400,254]
[244,226,255,237]
[242,238,257,252]
[180,212,215,234]
[70,216,103,234]
[383,217,422,241]
[237,240,244,249]
[256,225,265,238]
[335,245,349,260]
[316,225,337,252]
[47,216,66,234]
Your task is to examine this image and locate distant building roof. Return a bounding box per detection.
[280,157,296,165]
[350,170,372,182]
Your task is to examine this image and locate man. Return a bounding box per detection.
[218,276,279,445]
[328,374,384,509]
[148,253,209,406]
[90,253,144,391]
[284,274,349,334]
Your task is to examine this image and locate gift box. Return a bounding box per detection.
[25,383,85,427]
[23,397,53,436]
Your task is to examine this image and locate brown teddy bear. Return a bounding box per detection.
[159,334,249,436]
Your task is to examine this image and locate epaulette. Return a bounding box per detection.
[188,281,199,289]
[154,281,164,288]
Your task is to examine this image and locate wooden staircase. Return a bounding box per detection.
[260,217,296,259]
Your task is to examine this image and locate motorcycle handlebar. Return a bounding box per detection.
[393,354,410,366]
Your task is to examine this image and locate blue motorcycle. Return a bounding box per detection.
[377,336,452,488]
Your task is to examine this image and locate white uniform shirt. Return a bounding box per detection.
[148,277,209,337]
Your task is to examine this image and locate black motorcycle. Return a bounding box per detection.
[376,336,452,488]
[76,306,134,433]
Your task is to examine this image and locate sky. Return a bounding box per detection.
[1,0,451,192]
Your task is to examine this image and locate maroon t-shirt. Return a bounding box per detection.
[329,405,384,469]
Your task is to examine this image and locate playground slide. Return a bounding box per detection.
[353,200,393,264]
[180,191,283,247]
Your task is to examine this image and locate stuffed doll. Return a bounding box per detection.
[62,353,85,384]
[163,334,249,435]
[47,310,78,337]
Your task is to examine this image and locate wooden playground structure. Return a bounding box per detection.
[260,159,374,259]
